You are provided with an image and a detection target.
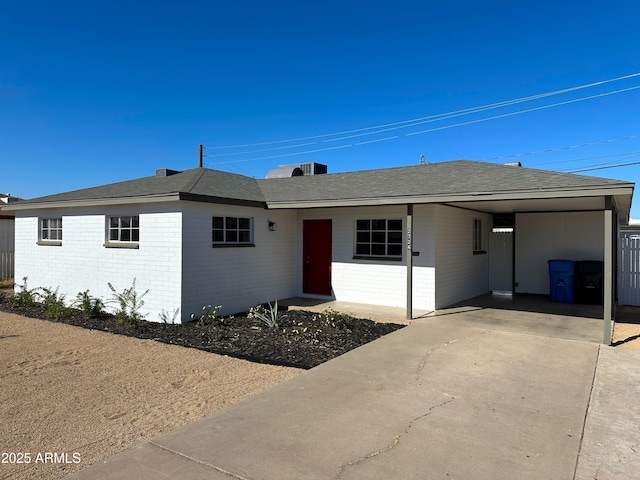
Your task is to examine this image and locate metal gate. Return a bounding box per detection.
[618,234,640,306]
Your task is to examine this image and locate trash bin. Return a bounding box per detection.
[575,260,603,305]
[548,259,576,303]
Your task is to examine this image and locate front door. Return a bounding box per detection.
[303,219,332,295]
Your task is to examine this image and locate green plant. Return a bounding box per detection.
[314,308,352,330]
[248,300,279,328]
[159,308,180,324]
[11,277,39,307]
[39,287,70,320]
[74,290,105,319]
[191,304,222,326]
[107,278,149,326]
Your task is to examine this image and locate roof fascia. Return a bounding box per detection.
[178,193,267,208]
[265,185,634,209]
[3,193,183,211]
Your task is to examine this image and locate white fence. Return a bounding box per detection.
[618,234,640,306]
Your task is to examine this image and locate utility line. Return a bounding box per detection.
[211,71,640,151]
[208,85,640,165]
[484,135,640,162]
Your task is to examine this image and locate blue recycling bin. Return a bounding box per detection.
[548,259,576,303]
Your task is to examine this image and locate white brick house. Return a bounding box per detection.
[4,161,634,327]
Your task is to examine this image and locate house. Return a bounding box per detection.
[0,194,18,284]
[4,160,634,343]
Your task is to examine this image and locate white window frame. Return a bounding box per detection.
[354,218,403,260]
[212,216,254,246]
[38,217,62,245]
[105,215,140,248]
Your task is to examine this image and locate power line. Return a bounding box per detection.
[207,85,640,165]
[211,71,640,151]
[483,135,640,163]
[567,158,640,173]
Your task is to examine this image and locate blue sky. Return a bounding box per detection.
[2,1,640,216]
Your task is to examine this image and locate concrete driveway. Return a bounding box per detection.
[66,301,640,479]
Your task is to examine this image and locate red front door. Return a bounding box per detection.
[303,219,332,295]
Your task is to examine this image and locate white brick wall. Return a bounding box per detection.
[14,204,182,323]
[181,203,297,318]
[434,205,491,308]
[297,205,437,311]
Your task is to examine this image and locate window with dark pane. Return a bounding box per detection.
[355,218,402,258]
[40,217,62,241]
[108,215,140,242]
[212,216,253,244]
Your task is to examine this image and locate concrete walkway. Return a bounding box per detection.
[66,301,640,480]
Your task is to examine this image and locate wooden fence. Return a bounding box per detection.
[0,251,13,282]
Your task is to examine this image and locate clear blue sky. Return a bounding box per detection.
[2,1,640,216]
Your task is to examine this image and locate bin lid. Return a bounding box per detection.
[548,259,575,273]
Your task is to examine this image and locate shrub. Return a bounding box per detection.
[313,308,352,330]
[39,287,70,320]
[11,277,38,307]
[74,290,105,319]
[107,278,149,326]
[248,300,279,328]
[191,305,222,327]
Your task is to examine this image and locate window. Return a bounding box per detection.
[355,219,402,258]
[212,216,253,245]
[39,218,62,243]
[473,218,485,253]
[108,215,139,242]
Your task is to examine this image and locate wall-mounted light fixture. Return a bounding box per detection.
[268,221,277,231]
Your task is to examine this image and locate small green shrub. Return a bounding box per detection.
[11,277,38,307]
[74,290,105,319]
[314,308,352,330]
[107,278,149,326]
[40,287,70,320]
[248,300,279,328]
[191,305,222,327]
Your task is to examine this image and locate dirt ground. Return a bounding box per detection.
[613,305,640,350]
[0,312,303,480]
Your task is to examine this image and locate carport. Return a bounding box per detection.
[402,176,634,345]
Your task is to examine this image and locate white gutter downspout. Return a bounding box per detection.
[406,204,413,320]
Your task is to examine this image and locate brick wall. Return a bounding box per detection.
[181,203,297,318]
[14,204,183,322]
[297,205,437,310]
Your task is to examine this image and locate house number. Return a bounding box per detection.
[407,225,412,250]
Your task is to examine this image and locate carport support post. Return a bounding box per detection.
[406,204,413,320]
[603,201,613,345]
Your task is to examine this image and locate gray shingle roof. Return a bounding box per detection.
[16,168,266,206]
[256,160,632,204]
[11,160,634,209]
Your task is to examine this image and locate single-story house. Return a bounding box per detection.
[4,160,634,343]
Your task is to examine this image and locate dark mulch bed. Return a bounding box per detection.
[0,302,405,369]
